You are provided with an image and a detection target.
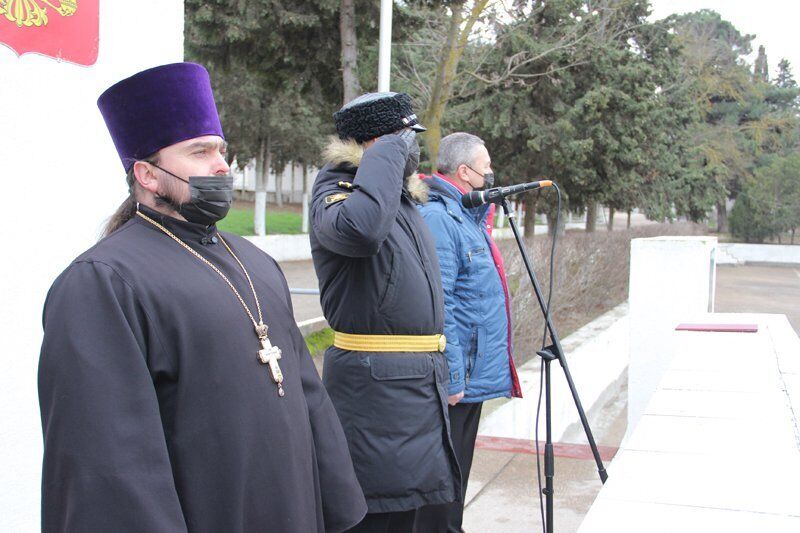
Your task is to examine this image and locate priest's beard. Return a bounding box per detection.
[154,175,189,216]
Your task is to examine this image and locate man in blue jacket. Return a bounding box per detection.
[416,132,522,532]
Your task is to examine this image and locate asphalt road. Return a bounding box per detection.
[715,264,800,334]
[280,260,323,322]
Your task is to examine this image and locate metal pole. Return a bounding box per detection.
[544,357,554,532]
[289,288,320,295]
[500,199,608,533]
[378,0,393,91]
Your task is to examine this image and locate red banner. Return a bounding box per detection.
[0,0,98,66]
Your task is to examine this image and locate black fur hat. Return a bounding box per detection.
[334,92,426,143]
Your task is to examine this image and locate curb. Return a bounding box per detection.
[297,316,329,337]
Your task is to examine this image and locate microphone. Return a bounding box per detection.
[461,180,553,208]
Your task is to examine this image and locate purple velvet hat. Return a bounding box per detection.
[98,62,224,172]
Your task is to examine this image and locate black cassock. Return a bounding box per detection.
[38,205,367,533]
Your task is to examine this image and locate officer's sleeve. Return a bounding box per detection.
[38,261,187,533]
[420,207,466,396]
[311,136,407,257]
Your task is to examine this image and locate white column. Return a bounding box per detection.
[254,191,267,236]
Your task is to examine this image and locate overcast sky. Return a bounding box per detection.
[649,0,800,80]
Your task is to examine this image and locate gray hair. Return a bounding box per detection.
[437,132,485,175]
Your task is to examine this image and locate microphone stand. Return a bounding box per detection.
[500,198,608,533]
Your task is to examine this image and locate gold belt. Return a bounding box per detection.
[333,331,447,353]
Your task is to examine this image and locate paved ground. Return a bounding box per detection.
[715,264,800,334]
[281,260,323,322]
[464,384,627,532]
[278,260,800,532]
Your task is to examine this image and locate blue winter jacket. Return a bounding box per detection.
[419,175,513,402]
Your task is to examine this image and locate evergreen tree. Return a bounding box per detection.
[667,9,756,229]
[185,0,343,231]
[776,59,798,89]
[753,45,769,83]
[731,154,800,243]
[439,1,693,231]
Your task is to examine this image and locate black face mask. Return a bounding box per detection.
[466,164,495,189]
[404,138,421,178]
[148,162,234,226]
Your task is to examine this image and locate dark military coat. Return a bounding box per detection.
[309,136,461,513]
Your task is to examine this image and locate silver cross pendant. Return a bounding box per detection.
[257,336,285,397]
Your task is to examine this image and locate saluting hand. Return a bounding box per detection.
[393,128,417,152]
[385,129,420,179]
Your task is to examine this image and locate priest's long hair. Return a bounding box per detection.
[102,153,161,238]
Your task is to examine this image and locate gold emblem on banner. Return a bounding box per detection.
[0,0,77,28]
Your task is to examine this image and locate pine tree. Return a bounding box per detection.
[776,59,798,88]
[753,45,769,83]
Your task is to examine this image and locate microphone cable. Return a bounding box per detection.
[533,182,562,533]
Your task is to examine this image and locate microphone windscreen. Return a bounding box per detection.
[461,191,483,208]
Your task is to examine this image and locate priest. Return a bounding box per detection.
[38,62,366,533]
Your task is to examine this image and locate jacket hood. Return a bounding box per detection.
[322,137,429,204]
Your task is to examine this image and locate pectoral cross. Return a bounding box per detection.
[257,332,285,397]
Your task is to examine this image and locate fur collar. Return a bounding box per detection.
[405,172,429,205]
[323,137,364,167]
[323,137,428,204]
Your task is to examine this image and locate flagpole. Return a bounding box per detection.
[378,0,392,91]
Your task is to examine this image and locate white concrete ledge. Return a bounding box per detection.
[296,316,329,337]
[245,234,311,262]
[717,243,800,265]
[478,302,630,442]
[491,222,588,240]
[578,313,800,533]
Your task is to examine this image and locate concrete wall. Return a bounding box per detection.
[627,236,717,439]
[478,303,630,444]
[717,243,800,265]
[246,234,313,262]
[0,4,184,530]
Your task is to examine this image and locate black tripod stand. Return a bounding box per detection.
[500,198,608,532]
